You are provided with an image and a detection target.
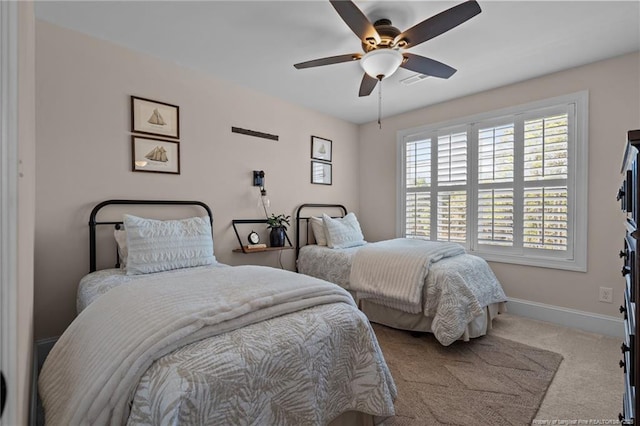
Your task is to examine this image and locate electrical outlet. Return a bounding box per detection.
[599,287,613,303]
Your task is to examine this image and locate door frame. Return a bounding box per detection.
[0,1,19,425]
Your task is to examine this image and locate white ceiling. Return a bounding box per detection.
[35,1,640,124]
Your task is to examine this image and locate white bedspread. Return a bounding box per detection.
[39,265,396,425]
[76,263,228,314]
[350,238,465,313]
[297,243,507,346]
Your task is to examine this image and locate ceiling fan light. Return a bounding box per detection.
[360,49,403,80]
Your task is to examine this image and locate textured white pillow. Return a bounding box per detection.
[114,229,128,268]
[124,214,215,275]
[322,213,366,249]
[309,216,327,246]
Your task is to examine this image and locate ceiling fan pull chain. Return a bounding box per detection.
[378,79,382,129]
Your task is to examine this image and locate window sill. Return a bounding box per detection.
[471,250,587,272]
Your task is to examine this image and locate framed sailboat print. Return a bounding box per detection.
[311,160,332,185]
[131,96,180,139]
[132,136,180,174]
[311,136,332,162]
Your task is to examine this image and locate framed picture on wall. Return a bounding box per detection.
[311,136,332,162]
[131,136,180,174]
[311,160,332,185]
[131,96,180,139]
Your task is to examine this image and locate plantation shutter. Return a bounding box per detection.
[523,187,568,250]
[399,93,586,271]
[437,132,467,186]
[437,191,466,242]
[522,113,569,251]
[436,131,467,242]
[406,192,430,237]
[405,139,431,238]
[478,189,514,246]
[477,123,515,247]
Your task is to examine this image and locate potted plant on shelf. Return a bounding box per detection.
[266,213,290,247]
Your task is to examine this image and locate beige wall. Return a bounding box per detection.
[34,17,640,339]
[34,21,360,339]
[358,52,640,318]
[13,2,36,425]
[18,2,36,424]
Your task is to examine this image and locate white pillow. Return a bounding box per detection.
[309,216,327,246]
[322,212,366,249]
[124,214,215,275]
[114,229,128,268]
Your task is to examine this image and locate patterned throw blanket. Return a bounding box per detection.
[423,254,506,345]
[39,265,396,425]
[350,238,465,313]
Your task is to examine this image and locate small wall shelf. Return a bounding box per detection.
[232,246,294,254]
[232,219,293,254]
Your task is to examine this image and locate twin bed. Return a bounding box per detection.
[295,204,507,346]
[39,199,507,425]
[39,200,396,426]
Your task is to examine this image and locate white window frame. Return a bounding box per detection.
[397,91,588,272]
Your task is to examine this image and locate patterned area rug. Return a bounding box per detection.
[372,324,563,425]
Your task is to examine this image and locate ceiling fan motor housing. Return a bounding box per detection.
[362,19,404,52]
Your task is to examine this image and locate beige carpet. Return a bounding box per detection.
[372,323,563,425]
[489,313,623,421]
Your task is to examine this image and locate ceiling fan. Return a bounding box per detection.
[294,0,482,97]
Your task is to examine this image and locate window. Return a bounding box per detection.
[398,92,588,271]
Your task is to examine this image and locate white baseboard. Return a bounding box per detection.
[506,297,624,339]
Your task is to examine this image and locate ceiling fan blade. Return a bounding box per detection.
[396,0,481,49]
[294,53,362,69]
[401,53,457,79]
[329,0,381,46]
[359,73,378,97]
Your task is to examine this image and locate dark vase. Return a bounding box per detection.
[269,227,286,247]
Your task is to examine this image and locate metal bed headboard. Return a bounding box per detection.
[294,203,347,262]
[88,199,213,272]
